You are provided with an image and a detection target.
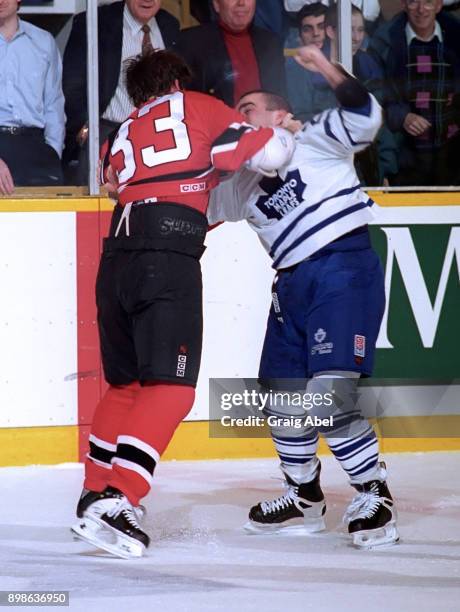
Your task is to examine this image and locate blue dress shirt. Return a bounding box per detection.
[0,19,65,156]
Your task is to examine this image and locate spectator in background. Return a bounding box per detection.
[62,0,179,185]
[369,0,460,185]
[176,0,287,107]
[326,5,378,69]
[286,3,332,122]
[287,4,398,184]
[296,1,328,47]
[284,0,381,29]
[190,0,291,39]
[326,5,399,184]
[0,0,65,194]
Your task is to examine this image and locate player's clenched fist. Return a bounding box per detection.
[294,44,327,73]
[294,44,348,91]
[0,158,14,196]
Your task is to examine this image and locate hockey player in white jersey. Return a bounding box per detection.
[208,45,399,549]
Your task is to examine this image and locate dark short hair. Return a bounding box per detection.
[125,49,192,107]
[325,4,364,29]
[238,90,292,114]
[297,2,328,30]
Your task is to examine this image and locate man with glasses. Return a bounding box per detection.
[369,0,460,185]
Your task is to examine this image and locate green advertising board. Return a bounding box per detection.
[371,217,459,378]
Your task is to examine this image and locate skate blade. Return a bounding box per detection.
[73,525,146,559]
[244,517,326,536]
[351,521,400,550]
[73,514,146,559]
[71,515,103,541]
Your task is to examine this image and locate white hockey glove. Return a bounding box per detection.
[245,127,295,177]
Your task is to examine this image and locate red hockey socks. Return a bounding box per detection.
[84,383,139,492]
[108,383,195,506]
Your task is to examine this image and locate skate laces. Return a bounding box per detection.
[343,482,382,523]
[107,497,141,529]
[260,484,298,515]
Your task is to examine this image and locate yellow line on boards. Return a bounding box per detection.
[164,419,460,460]
[0,426,79,467]
[0,193,458,213]
[0,198,114,213]
[368,191,460,207]
[0,418,459,467]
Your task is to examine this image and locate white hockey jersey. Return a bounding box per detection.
[207,93,382,270]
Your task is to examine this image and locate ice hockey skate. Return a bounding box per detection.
[245,467,326,535]
[71,488,146,541]
[71,487,150,559]
[343,464,399,549]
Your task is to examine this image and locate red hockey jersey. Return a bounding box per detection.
[101,90,273,212]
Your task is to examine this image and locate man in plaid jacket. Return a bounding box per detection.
[368,0,460,186]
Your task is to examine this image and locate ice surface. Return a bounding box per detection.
[0,453,459,612]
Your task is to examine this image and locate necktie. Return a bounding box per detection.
[141,24,153,55]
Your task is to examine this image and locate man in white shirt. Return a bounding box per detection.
[62,0,179,185]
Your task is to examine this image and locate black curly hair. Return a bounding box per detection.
[125,49,192,107]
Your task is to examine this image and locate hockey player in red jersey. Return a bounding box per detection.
[71,49,294,559]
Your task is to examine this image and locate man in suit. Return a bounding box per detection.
[176,0,287,108]
[62,0,179,184]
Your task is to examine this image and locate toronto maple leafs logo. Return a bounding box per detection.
[314,328,327,343]
[255,169,306,220]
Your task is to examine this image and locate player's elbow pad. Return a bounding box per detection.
[245,127,295,176]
